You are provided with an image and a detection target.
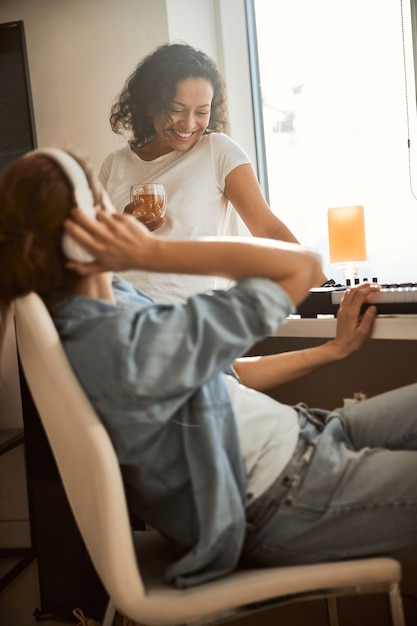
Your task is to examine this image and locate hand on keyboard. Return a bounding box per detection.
[331,284,380,359]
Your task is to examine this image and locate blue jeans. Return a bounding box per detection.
[242,383,417,566]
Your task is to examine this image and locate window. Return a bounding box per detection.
[248,0,417,284]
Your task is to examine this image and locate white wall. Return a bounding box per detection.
[165,0,257,163]
[0,0,255,172]
[0,0,170,171]
[166,0,220,59]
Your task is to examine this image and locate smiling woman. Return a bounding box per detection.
[135,77,214,159]
[98,41,326,303]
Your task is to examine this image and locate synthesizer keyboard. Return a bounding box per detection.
[296,284,417,317]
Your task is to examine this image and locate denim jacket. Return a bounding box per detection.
[46,276,293,587]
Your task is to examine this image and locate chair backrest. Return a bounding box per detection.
[14,292,145,611]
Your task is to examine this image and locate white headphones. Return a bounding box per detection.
[27,147,97,262]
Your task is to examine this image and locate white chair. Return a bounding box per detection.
[13,292,406,626]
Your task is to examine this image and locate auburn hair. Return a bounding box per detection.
[0,151,100,346]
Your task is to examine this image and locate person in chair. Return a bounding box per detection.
[1,148,416,589]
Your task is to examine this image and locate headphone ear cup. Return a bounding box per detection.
[62,205,97,262]
[25,147,98,263]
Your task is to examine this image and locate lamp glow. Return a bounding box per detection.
[327,205,368,283]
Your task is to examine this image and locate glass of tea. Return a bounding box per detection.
[124,183,167,231]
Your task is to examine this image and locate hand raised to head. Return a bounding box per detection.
[64,207,156,275]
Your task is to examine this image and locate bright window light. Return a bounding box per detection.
[250,0,417,284]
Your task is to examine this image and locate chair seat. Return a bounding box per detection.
[132,531,401,625]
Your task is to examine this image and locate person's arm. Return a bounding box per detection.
[64,208,322,306]
[224,163,328,286]
[233,283,379,391]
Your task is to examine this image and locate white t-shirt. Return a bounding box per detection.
[224,375,299,503]
[99,133,251,302]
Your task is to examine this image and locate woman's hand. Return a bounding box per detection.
[64,207,157,274]
[329,283,379,359]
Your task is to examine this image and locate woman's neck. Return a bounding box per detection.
[131,140,173,162]
[71,272,115,303]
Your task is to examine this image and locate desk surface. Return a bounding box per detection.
[250,321,417,409]
[274,316,417,340]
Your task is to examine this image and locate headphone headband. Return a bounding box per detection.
[26,148,97,262]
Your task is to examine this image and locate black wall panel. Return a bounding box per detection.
[0,21,37,174]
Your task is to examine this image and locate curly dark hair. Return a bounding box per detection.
[109,42,229,146]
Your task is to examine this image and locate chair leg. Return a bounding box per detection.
[326,596,340,626]
[388,583,406,626]
[101,598,117,626]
